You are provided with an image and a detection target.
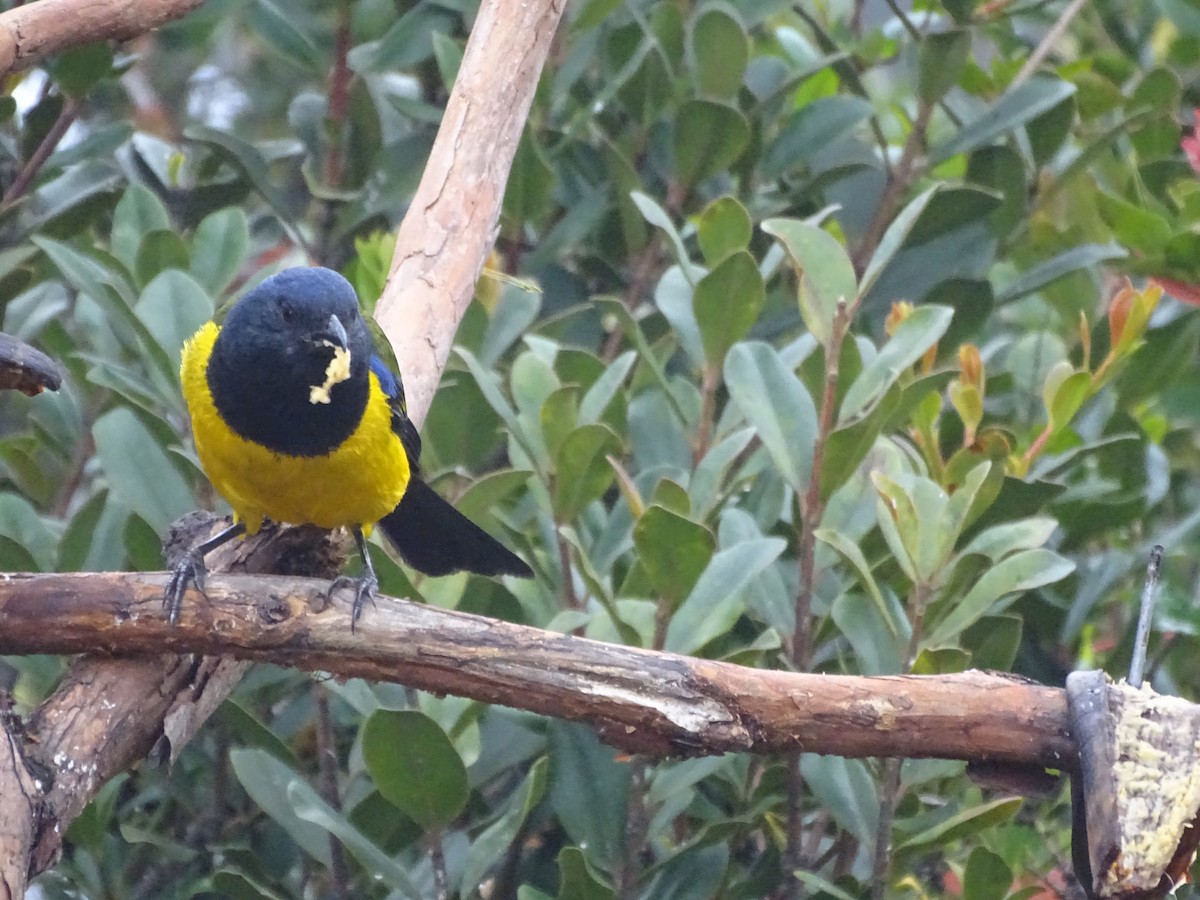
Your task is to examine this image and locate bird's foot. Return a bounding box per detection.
[164,549,208,626]
[328,571,378,631]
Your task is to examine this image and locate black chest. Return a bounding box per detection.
[206,336,370,457]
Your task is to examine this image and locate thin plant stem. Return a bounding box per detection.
[314,687,350,900]
[2,96,80,209]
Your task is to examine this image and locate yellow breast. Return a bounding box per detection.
[180,321,411,534]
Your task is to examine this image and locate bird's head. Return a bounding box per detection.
[207,267,375,456]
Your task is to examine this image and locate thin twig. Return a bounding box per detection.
[2,96,80,208]
[314,0,353,267]
[871,579,933,898]
[852,101,933,274]
[602,238,662,362]
[430,829,450,900]
[616,763,651,899]
[1128,544,1164,689]
[870,759,904,900]
[1010,0,1090,88]
[783,298,855,897]
[314,686,350,900]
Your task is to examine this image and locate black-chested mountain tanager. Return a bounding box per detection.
[165,266,532,627]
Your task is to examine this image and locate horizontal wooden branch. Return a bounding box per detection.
[0,571,1076,768]
[0,0,204,75]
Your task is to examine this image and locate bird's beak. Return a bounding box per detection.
[316,314,349,351]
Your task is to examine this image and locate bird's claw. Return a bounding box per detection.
[164,550,209,626]
[327,572,378,631]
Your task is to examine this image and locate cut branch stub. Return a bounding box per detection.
[1067,670,1200,898]
[0,333,62,396]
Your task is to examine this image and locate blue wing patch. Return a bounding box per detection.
[370,354,422,471]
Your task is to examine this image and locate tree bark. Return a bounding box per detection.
[376,0,568,426]
[0,568,1076,767]
[0,0,205,75]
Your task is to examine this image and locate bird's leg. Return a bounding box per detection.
[327,526,378,631]
[163,521,247,625]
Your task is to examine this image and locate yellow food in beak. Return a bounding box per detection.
[309,343,352,404]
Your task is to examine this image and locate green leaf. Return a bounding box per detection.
[190,208,249,295]
[505,128,555,228]
[549,722,629,874]
[553,423,622,521]
[1095,191,1172,256]
[111,185,170,276]
[229,748,331,866]
[665,537,786,654]
[820,382,901,499]
[184,125,303,248]
[693,251,764,366]
[630,192,693,276]
[51,41,114,98]
[762,218,856,347]
[840,305,953,419]
[724,341,819,494]
[929,77,1078,164]
[0,494,56,571]
[817,528,902,638]
[994,243,1126,305]
[697,195,752,266]
[830,591,906,675]
[349,4,458,72]
[579,350,635,425]
[896,797,1023,853]
[135,229,190,287]
[917,29,970,105]
[792,872,861,900]
[288,783,421,898]
[963,614,1023,671]
[858,185,940,298]
[673,100,749,187]
[247,0,324,72]
[927,548,1075,645]
[799,755,877,844]
[432,32,463,88]
[761,96,874,179]
[93,408,194,535]
[958,517,1058,562]
[1043,364,1091,432]
[962,846,1013,900]
[1025,94,1075,166]
[541,386,581,461]
[135,270,215,372]
[688,4,748,99]
[556,846,615,900]
[362,710,468,830]
[901,185,1001,246]
[872,472,919,582]
[211,869,289,900]
[459,757,549,892]
[656,265,705,369]
[633,505,716,611]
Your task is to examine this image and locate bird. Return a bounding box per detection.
[166,266,533,628]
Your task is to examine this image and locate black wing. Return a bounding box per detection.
[369,354,421,475]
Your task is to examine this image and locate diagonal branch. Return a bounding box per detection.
[376,0,568,426]
[0,569,1076,768]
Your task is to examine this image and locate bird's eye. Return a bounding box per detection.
[345,306,358,321]
[280,302,295,323]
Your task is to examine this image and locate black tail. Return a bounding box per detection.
[378,478,532,579]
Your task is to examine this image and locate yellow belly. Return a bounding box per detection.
[181,322,411,534]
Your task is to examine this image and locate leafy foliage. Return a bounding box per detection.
[2,0,1200,897]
